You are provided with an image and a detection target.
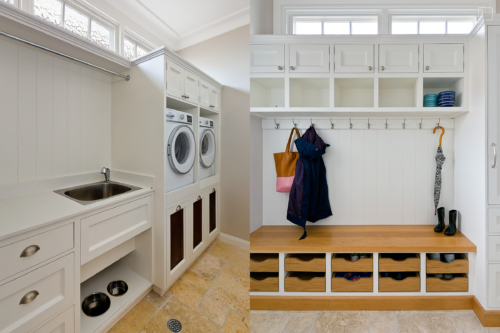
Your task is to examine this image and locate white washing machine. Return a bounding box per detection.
[199,117,216,180]
[165,109,195,193]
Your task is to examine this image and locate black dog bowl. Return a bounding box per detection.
[107,280,128,297]
[82,292,110,317]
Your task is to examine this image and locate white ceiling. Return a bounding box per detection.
[104,0,249,50]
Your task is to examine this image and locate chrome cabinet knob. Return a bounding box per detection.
[197,196,202,201]
[20,290,39,305]
[426,66,430,70]
[368,66,372,71]
[493,143,497,168]
[20,245,40,258]
[176,205,181,212]
[278,66,283,70]
[380,66,385,71]
[290,66,295,71]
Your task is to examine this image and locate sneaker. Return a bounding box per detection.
[429,253,440,260]
[435,273,443,278]
[444,274,453,280]
[442,254,456,263]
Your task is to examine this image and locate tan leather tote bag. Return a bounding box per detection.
[273,127,301,192]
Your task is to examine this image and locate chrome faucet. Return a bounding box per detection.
[101,167,110,183]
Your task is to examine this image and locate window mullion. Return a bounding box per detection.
[61,1,65,28]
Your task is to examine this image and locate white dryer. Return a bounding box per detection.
[199,117,216,180]
[165,109,196,193]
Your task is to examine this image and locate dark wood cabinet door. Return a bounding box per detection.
[170,209,184,270]
[209,190,216,233]
[193,199,203,249]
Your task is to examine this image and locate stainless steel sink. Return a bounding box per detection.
[54,181,141,205]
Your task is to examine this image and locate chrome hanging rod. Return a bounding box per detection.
[0,30,130,81]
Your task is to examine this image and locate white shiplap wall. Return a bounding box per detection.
[263,125,455,226]
[0,38,112,186]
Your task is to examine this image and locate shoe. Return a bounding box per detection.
[442,253,456,263]
[444,274,453,280]
[445,210,457,236]
[435,207,445,232]
[435,273,443,278]
[395,273,404,280]
[429,253,440,260]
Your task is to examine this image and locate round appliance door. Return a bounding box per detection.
[200,129,216,168]
[167,125,196,174]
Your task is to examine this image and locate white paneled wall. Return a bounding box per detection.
[0,38,112,186]
[262,125,455,226]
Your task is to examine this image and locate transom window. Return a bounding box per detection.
[391,16,477,34]
[123,36,152,60]
[293,16,378,35]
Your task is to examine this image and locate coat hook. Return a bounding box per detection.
[438,118,441,127]
[367,118,370,129]
[274,118,280,129]
[330,118,334,129]
[385,118,388,129]
[292,118,297,128]
[349,118,352,129]
[419,118,422,129]
[403,118,406,129]
[310,118,314,127]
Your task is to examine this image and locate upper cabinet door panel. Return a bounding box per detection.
[210,86,221,111]
[289,44,330,73]
[250,45,285,73]
[200,80,211,108]
[334,44,374,73]
[166,61,184,99]
[183,70,198,104]
[379,44,419,73]
[424,44,464,73]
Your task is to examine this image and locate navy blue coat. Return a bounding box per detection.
[287,126,332,239]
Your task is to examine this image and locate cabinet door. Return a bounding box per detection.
[207,184,220,242]
[183,71,198,104]
[250,45,285,73]
[210,86,221,111]
[379,44,419,73]
[334,44,374,73]
[489,236,500,261]
[488,264,500,307]
[289,44,330,73]
[423,44,464,73]
[199,80,211,108]
[167,201,189,283]
[34,306,74,333]
[189,193,205,259]
[166,61,184,99]
[488,27,500,204]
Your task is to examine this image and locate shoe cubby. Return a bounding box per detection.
[334,78,374,107]
[379,253,420,272]
[250,253,279,272]
[379,272,421,292]
[290,78,330,107]
[331,253,373,272]
[426,253,469,274]
[285,272,326,292]
[423,77,464,107]
[250,78,285,107]
[331,272,373,292]
[250,272,279,291]
[378,78,418,107]
[426,273,468,292]
[285,253,325,272]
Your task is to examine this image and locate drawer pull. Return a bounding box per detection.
[19,290,39,305]
[176,205,182,212]
[197,196,202,201]
[20,245,40,258]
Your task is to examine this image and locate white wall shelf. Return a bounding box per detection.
[251,78,285,107]
[290,78,330,107]
[334,78,374,107]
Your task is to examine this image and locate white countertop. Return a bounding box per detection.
[0,171,154,241]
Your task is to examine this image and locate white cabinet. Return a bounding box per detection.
[334,44,374,73]
[80,196,152,265]
[424,44,464,73]
[166,61,199,104]
[166,200,189,285]
[188,192,207,260]
[210,86,221,111]
[489,208,500,233]
[488,27,500,205]
[0,254,74,333]
[34,306,74,333]
[206,184,220,243]
[200,80,211,108]
[183,70,198,104]
[250,45,285,73]
[489,236,500,261]
[379,44,419,73]
[289,44,330,73]
[489,264,500,307]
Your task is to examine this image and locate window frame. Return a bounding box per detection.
[292,15,380,35]
[122,28,156,60]
[390,15,478,35]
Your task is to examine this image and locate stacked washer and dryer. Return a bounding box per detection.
[165,109,216,193]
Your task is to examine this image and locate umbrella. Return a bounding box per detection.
[433,126,446,215]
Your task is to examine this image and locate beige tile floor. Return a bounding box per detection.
[250,310,500,333]
[108,238,250,333]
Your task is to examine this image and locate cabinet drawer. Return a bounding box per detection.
[331,254,373,272]
[0,254,74,333]
[426,274,468,292]
[81,196,151,265]
[0,223,73,281]
[285,272,325,292]
[285,254,325,272]
[250,273,279,291]
[34,306,74,333]
[424,44,464,73]
[331,273,373,292]
[489,236,500,261]
[250,254,279,272]
[379,272,420,292]
[379,253,420,272]
[426,253,469,273]
[250,45,285,73]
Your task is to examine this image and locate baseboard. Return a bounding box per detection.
[218,233,250,250]
[251,296,473,311]
[472,296,500,327]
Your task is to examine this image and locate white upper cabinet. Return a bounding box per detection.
[379,44,419,73]
[488,27,500,204]
[289,44,330,73]
[183,70,198,104]
[210,86,221,111]
[166,61,184,99]
[334,44,374,73]
[200,80,211,108]
[424,44,464,73]
[250,45,285,73]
